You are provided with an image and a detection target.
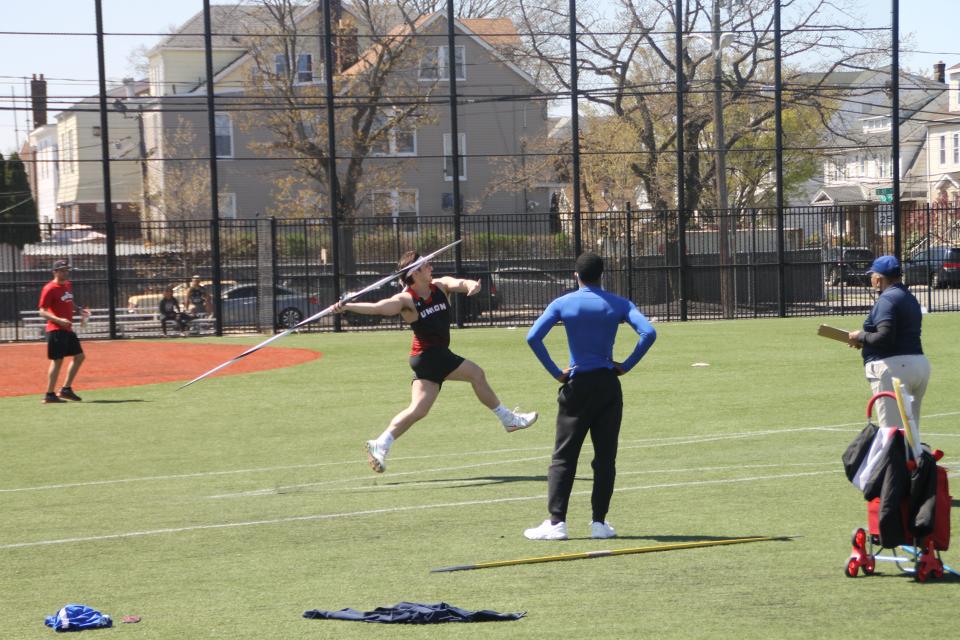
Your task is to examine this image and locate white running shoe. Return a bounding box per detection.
[503,408,538,433]
[524,519,568,540]
[591,520,617,539]
[365,440,387,473]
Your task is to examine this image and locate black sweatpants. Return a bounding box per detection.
[547,368,623,523]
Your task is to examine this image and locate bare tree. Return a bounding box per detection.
[510,0,885,212]
[233,0,446,227]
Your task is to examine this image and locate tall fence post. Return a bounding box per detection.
[445,0,464,326]
[320,0,342,331]
[569,0,582,256]
[94,0,118,338]
[674,0,687,321]
[891,0,902,259]
[925,203,932,312]
[774,0,786,317]
[626,203,633,302]
[202,0,224,336]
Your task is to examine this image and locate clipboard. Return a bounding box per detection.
[816,324,850,343]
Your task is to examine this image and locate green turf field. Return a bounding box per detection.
[3,314,958,639]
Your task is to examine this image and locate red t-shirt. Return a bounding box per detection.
[38,280,75,333]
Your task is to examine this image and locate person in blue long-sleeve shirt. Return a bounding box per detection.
[523,253,656,540]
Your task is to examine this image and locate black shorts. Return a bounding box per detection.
[409,348,465,386]
[47,330,83,361]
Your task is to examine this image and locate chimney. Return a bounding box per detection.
[934,61,945,84]
[122,77,137,97]
[30,73,47,128]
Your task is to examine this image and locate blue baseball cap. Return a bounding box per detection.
[866,255,901,278]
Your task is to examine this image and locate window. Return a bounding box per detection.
[859,154,865,176]
[218,192,237,219]
[940,135,946,165]
[275,52,315,83]
[370,110,416,156]
[297,54,313,83]
[954,133,959,164]
[877,154,885,178]
[214,113,233,158]
[370,189,418,228]
[443,133,466,180]
[419,46,465,81]
[832,160,845,181]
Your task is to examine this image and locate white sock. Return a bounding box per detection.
[492,404,513,423]
[376,432,395,451]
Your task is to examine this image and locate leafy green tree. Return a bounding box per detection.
[1,152,41,247]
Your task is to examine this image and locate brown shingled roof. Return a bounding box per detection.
[341,14,520,77]
[460,18,520,47]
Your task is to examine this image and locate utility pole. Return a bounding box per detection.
[11,88,21,149]
[135,106,150,234]
[712,0,734,318]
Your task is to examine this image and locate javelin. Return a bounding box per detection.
[177,239,462,390]
[430,535,793,573]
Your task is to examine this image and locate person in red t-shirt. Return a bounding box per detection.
[333,250,537,473]
[38,259,90,404]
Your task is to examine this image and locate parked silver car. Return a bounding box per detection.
[491,267,576,309]
[219,284,321,329]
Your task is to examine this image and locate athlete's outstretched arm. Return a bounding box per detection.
[335,292,409,317]
[434,276,481,296]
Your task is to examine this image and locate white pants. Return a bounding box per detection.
[864,354,931,430]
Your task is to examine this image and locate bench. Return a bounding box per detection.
[19,309,216,339]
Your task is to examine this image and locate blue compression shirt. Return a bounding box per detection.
[525,286,656,379]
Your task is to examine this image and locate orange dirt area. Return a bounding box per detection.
[0,340,322,398]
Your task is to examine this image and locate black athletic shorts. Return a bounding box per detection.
[47,329,83,361]
[409,347,465,386]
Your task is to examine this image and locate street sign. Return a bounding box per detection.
[876,187,893,203]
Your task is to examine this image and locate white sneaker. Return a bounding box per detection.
[503,408,538,433]
[364,440,387,473]
[591,520,617,539]
[524,519,568,540]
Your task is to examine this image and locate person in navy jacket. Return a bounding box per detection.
[847,255,929,431]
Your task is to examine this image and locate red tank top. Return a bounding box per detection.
[407,284,452,355]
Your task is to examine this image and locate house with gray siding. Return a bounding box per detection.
[137,3,552,226]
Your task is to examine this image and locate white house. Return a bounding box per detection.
[26,122,58,228]
[924,63,960,206]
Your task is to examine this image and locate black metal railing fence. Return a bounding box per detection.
[3,203,959,341]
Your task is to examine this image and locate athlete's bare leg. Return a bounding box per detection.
[445,359,501,409]
[385,379,440,439]
[62,352,85,389]
[46,359,63,394]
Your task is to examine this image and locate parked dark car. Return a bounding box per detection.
[451,265,499,321]
[219,283,321,329]
[822,247,875,286]
[491,267,577,309]
[903,246,960,288]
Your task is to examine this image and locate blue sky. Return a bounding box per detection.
[1,0,958,155]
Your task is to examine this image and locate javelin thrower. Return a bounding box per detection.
[333,249,538,474]
[178,240,463,390]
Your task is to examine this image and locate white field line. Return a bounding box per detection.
[208,420,955,499]
[5,411,958,495]
[321,461,839,493]
[210,457,839,499]
[0,423,844,494]
[0,469,838,551]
